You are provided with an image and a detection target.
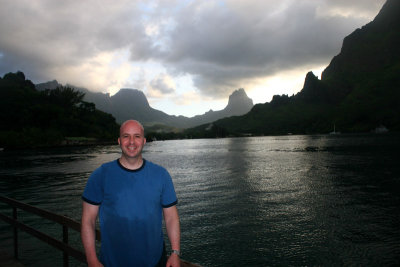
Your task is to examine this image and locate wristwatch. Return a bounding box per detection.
[171,249,181,257]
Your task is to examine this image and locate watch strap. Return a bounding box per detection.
[171,249,181,257]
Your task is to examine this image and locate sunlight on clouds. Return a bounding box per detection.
[174,90,207,106]
[165,74,226,115]
[316,7,368,19]
[148,74,227,117]
[172,90,201,106]
[148,65,327,117]
[315,1,385,19]
[150,88,227,117]
[125,61,175,98]
[247,65,325,105]
[54,50,133,95]
[174,90,226,115]
[0,0,385,117]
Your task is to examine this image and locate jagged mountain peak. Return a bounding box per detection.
[230,88,246,97]
[225,88,253,115]
[34,80,254,128]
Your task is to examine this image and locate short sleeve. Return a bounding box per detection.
[161,169,178,208]
[82,166,104,205]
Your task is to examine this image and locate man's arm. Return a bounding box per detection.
[81,201,103,267]
[163,205,181,267]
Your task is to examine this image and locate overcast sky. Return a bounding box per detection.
[0,0,385,117]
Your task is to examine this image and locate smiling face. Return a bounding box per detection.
[118,120,146,161]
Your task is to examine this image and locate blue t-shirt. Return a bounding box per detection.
[82,159,177,267]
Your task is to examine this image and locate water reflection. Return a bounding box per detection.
[296,134,400,266]
[1,134,399,266]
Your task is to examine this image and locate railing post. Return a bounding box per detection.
[0,196,90,264]
[13,207,18,260]
[63,224,69,267]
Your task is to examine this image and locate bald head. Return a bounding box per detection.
[119,120,144,137]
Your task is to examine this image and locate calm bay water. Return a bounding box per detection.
[1,134,399,266]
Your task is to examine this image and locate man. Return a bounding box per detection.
[81,120,181,267]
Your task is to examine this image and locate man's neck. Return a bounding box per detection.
[119,156,144,170]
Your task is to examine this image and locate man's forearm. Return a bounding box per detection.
[164,206,181,250]
[81,202,102,266]
[164,206,181,267]
[167,218,181,251]
[81,221,99,264]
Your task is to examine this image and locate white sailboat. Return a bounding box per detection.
[330,124,341,135]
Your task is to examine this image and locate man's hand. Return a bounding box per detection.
[166,253,180,267]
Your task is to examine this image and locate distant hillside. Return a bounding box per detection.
[35,82,254,129]
[0,72,119,148]
[187,0,400,137]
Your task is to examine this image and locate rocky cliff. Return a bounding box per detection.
[204,0,400,135]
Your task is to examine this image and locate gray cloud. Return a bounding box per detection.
[0,0,141,82]
[142,0,384,96]
[149,74,175,95]
[0,0,385,98]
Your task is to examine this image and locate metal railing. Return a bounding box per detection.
[0,195,101,267]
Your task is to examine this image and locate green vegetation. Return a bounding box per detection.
[0,71,119,149]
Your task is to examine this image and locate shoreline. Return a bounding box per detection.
[1,131,396,151]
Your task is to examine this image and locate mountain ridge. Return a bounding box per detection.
[187,0,400,136]
[35,81,254,128]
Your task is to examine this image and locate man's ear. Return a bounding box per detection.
[118,137,121,145]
